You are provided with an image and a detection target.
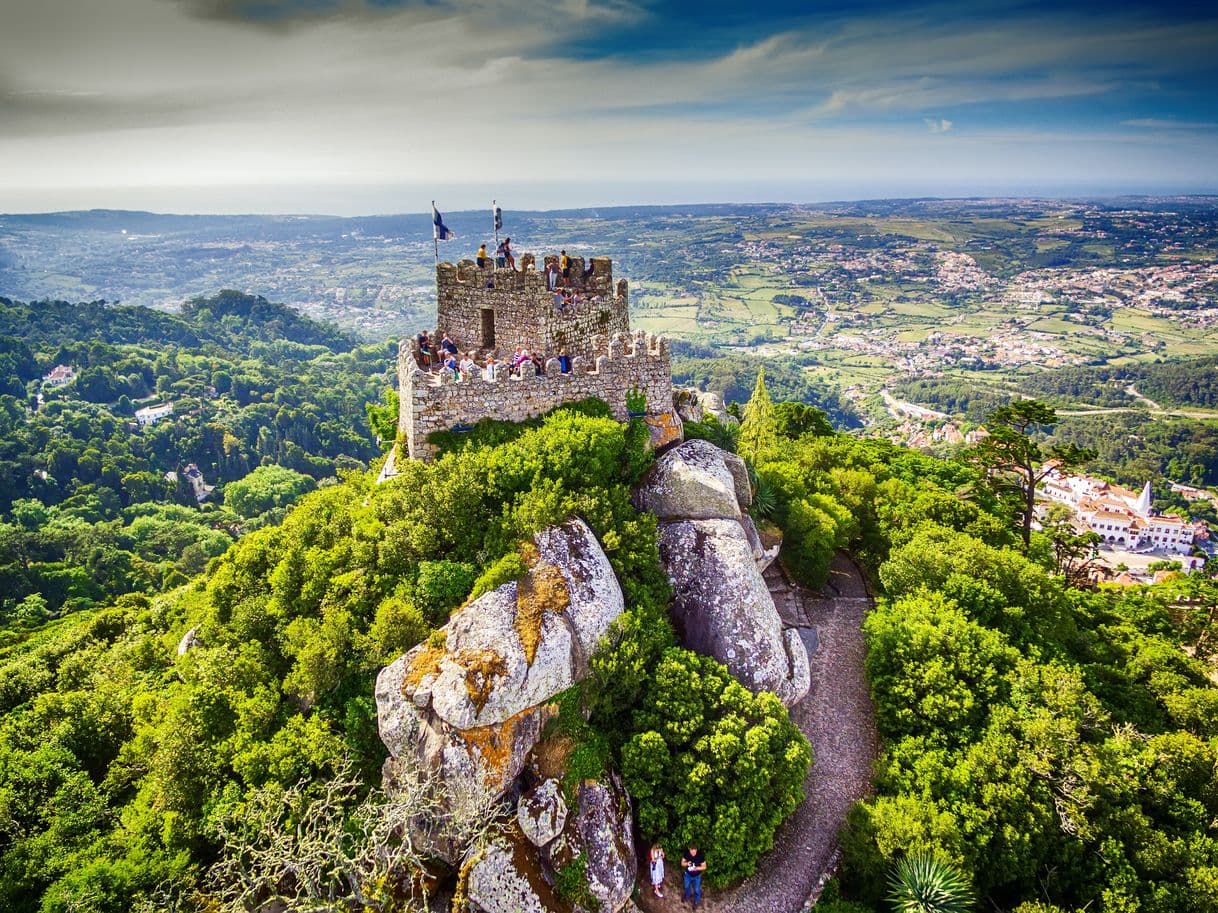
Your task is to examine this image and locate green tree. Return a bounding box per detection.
[737,367,778,462]
[223,464,316,519]
[620,647,811,887]
[1040,503,1103,587]
[967,401,1094,549]
[772,401,833,439]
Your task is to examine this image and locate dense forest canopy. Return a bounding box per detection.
[3,292,1218,913]
[0,293,390,626]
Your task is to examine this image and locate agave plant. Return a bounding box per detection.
[750,473,778,521]
[887,853,974,913]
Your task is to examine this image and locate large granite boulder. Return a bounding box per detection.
[674,388,737,427]
[634,440,810,706]
[551,775,636,913]
[518,778,568,848]
[632,438,743,521]
[375,518,624,798]
[466,840,563,913]
[660,519,809,704]
[467,774,635,913]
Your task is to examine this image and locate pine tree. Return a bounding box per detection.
[738,367,777,461]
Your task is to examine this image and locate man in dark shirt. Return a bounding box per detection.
[681,845,706,909]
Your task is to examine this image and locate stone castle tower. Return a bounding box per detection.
[398,253,680,462]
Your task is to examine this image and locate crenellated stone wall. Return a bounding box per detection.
[399,330,674,461]
[434,255,629,359]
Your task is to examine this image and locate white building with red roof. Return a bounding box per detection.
[1040,468,1197,554]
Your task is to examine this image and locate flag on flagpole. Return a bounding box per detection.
[432,202,454,241]
[493,202,503,232]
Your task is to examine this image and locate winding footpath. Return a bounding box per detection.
[638,552,879,913]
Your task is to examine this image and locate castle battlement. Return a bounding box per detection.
[399,330,674,461]
[434,254,629,359]
[397,252,679,462]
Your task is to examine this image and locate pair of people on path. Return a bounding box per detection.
[649,843,706,909]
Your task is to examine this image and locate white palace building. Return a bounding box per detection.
[1040,465,1196,555]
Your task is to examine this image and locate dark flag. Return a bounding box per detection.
[432,202,454,241]
[493,203,503,232]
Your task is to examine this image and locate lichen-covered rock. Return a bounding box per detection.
[644,410,683,452]
[375,518,624,797]
[658,518,809,705]
[542,775,636,913]
[466,840,564,913]
[570,777,636,912]
[632,439,742,521]
[518,778,568,848]
[741,514,781,572]
[722,449,752,508]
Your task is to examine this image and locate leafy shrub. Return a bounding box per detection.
[468,552,529,603]
[224,464,316,519]
[412,560,477,624]
[682,414,739,453]
[619,648,811,887]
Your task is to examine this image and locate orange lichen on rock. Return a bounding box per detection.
[461,705,553,786]
[455,648,508,714]
[645,410,683,450]
[515,562,571,665]
[528,729,574,783]
[518,540,541,568]
[402,643,445,695]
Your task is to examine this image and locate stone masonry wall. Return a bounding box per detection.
[435,255,629,359]
[399,330,674,461]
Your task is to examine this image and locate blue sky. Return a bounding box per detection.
[0,0,1214,214]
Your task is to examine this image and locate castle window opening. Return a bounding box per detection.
[481,308,495,348]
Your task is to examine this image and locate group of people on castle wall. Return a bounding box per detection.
[414,330,572,381]
[473,243,596,290]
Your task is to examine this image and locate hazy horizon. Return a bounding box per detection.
[5,182,1218,220]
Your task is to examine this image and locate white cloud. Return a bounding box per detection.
[1122,118,1218,129]
[0,0,1215,209]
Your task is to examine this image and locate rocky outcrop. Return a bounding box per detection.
[518,778,568,848]
[467,774,635,913]
[643,410,683,452]
[635,440,809,706]
[375,518,624,798]
[674,388,738,427]
[632,438,744,521]
[550,775,636,913]
[742,514,781,573]
[467,840,563,913]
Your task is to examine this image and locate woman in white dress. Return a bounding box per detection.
[649,843,665,898]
